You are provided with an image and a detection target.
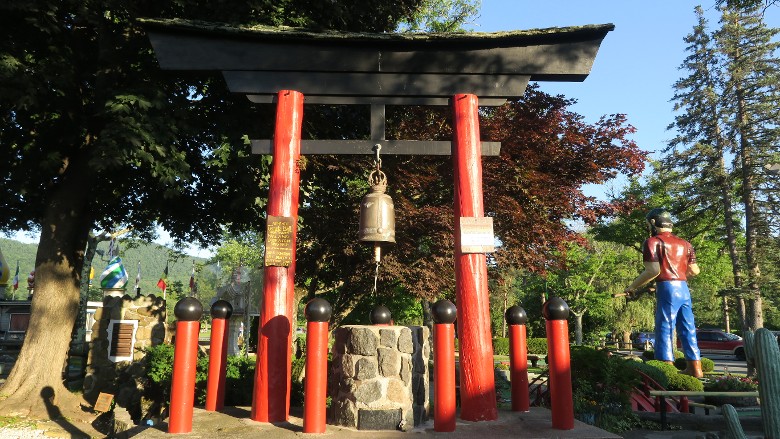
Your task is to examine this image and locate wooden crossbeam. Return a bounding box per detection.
[246,95,508,106]
[251,139,501,156]
[224,71,530,99]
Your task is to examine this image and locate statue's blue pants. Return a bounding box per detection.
[654,280,700,361]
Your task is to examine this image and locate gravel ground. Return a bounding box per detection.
[0,426,49,438]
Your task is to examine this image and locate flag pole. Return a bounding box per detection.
[11,260,18,301]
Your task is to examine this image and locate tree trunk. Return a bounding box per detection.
[572,310,584,346]
[501,289,508,338]
[736,85,763,331]
[737,297,747,332]
[0,158,94,421]
[716,134,748,334]
[421,299,433,328]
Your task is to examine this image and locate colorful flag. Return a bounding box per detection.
[12,261,19,291]
[107,238,115,259]
[157,262,168,291]
[189,261,195,293]
[99,256,128,289]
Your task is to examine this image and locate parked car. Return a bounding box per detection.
[631,331,655,350]
[678,329,745,360]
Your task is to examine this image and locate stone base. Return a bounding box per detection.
[330,325,430,430]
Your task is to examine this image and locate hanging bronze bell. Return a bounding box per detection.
[358,170,396,245]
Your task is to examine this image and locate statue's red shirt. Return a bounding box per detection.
[642,231,697,281]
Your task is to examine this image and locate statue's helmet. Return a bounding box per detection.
[645,208,674,231]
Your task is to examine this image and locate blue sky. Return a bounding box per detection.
[473,1,780,198]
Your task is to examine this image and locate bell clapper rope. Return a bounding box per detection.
[370,144,383,298]
[371,246,381,298]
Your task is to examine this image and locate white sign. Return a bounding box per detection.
[460,217,495,253]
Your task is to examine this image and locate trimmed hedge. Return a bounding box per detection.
[641,349,685,361]
[625,360,669,388]
[644,359,703,391]
[668,373,704,392]
[526,338,548,355]
[672,357,714,373]
[486,337,547,356]
[492,337,510,355]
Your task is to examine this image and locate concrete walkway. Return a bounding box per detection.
[127,407,620,439]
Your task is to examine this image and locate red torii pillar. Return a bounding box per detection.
[451,93,497,421]
[251,89,304,422]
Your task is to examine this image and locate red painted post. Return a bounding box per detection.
[432,300,457,432]
[252,90,304,423]
[205,300,233,411]
[543,297,574,430]
[168,297,203,434]
[303,298,332,434]
[506,306,529,412]
[451,93,497,421]
[679,396,689,413]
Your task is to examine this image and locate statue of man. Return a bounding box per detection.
[624,208,703,377]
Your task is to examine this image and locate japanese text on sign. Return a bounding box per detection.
[265,216,295,267]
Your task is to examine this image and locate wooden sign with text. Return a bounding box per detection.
[264,215,295,267]
[459,217,495,253]
[94,392,114,413]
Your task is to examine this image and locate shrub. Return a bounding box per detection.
[492,338,510,355]
[569,346,640,433]
[290,357,307,406]
[144,344,176,400]
[625,361,669,389]
[645,359,679,376]
[145,344,257,407]
[295,334,306,358]
[526,338,548,355]
[641,349,685,361]
[222,354,256,406]
[673,357,714,373]
[667,373,704,392]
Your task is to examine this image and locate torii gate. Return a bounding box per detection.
[143,19,613,423]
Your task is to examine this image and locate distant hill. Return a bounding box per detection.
[0,237,207,295]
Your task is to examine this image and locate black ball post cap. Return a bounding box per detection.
[542,297,570,320]
[305,298,332,322]
[174,297,203,321]
[505,305,528,325]
[370,305,392,325]
[210,300,233,320]
[431,300,457,324]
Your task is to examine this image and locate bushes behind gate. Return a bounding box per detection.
[144,344,256,407]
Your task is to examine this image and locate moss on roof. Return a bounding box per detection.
[138,18,614,46]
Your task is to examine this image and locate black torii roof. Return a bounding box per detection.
[141,19,615,155]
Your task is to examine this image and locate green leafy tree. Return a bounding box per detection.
[0,0,425,421]
[715,4,780,330]
[667,6,750,331]
[398,0,480,32]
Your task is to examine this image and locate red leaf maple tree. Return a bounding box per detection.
[378,85,646,300]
